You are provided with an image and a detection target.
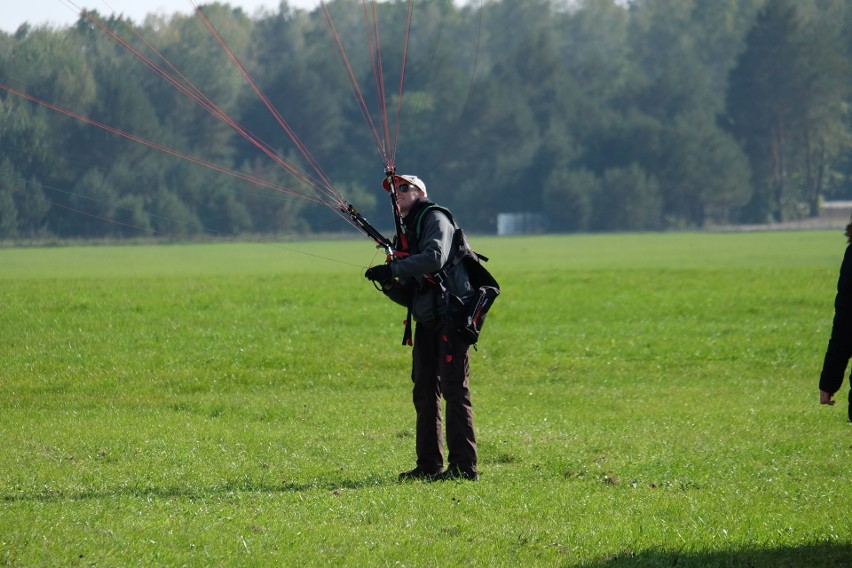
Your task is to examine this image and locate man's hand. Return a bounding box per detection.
[820,390,836,405]
[365,264,393,283]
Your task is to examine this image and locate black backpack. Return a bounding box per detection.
[411,205,500,346]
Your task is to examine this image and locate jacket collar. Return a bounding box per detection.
[402,197,433,228]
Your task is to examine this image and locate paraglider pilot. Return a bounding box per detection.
[365,174,479,481]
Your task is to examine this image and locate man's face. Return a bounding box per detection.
[396,183,423,214]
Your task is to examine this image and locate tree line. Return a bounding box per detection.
[1,0,851,240]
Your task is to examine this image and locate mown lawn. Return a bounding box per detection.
[1,231,850,566]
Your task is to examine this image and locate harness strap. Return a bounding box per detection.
[402,303,413,346]
[399,204,469,345]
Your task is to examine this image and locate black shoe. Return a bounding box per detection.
[434,465,478,481]
[398,467,440,481]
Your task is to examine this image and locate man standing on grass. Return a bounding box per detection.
[364,174,479,481]
[819,220,852,422]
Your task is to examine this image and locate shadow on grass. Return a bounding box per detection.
[586,542,852,568]
[0,474,396,503]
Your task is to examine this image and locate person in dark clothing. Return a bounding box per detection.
[365,174,479,481]
[819,221,852,422]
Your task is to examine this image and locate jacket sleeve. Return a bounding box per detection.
[819,244,852,394]
[389,211,454,279]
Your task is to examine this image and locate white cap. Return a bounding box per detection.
[382,174,426,195]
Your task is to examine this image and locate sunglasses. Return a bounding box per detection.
[398,184,417,193]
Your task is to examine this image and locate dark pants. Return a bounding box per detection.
[411,319,477,474]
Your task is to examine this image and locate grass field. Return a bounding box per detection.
[1,230,850,566]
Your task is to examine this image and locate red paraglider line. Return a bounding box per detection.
[364,0,391,159]
[391,1,414,165]
[0,168,368,267]
[320,0,388,165]
[0,83,329,207]
[7,1,470,249]
[75,7,345,205]
[189,2,342,203]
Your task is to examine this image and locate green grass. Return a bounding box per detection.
[1,231,850,566]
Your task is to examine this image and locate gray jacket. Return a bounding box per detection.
[387,205,474,322]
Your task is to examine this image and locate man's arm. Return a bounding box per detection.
[390,211,454,279]
[819,244,852,400]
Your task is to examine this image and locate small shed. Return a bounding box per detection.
[820,201,852,225]
[497,212,547,236]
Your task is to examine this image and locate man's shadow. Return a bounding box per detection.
[1,474,394,503]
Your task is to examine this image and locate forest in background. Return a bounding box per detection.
[2,0,852,240]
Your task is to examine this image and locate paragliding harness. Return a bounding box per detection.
[399,204,500,347]
[345,168,499,347]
